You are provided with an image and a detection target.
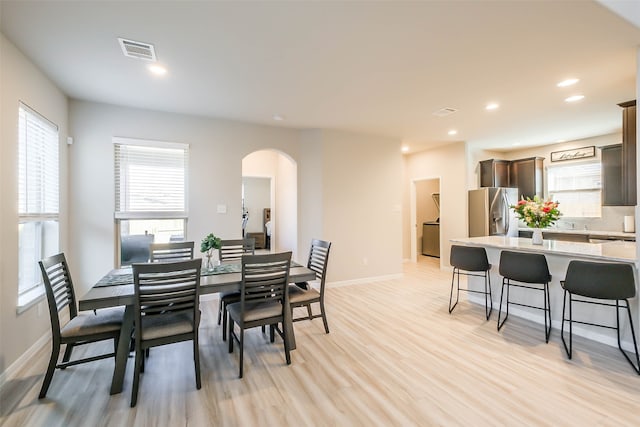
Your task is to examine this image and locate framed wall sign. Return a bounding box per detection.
[550,146,596,162]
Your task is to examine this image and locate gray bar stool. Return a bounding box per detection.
[449,245,493,320]
[497,250,552,342]
[561,260,639,374]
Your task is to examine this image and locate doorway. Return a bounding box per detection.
[410,178,441,264]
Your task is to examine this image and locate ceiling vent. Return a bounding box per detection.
[432,107,458,117]
[118,38,156,61]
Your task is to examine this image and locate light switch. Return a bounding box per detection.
[217,204,227,214]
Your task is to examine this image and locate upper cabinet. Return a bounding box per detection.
[602,101,636,206]
[620,100,636,206]
[480,159,510,187]
[479,157,544,200]
[510,157,544,200]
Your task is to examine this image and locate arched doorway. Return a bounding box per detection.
[242,149,298,258]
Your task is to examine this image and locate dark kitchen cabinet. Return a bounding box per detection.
[480,159,511,187]
[510,157,544,199]
[601,144,623,206]
[620,100,636,205]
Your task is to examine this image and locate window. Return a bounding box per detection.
[114,138,188,266]
[547,161,601,218]
[18,103,59,308]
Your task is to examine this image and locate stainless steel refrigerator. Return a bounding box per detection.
[468,187,519,237]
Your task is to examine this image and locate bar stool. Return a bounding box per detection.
[497,250,552,342]
[561,260,639,374]
[449,245,493,320]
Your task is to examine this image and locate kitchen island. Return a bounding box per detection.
[450,236,638,351]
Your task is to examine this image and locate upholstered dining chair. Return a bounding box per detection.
[227,252,292,378]
[149,241,195,262]
[38,253,124,399]
[120,233,154,265]
[217,238,255,340]
[130,259,202,407]
[288,239,332,333]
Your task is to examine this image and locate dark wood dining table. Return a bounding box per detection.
[78,262,316,395]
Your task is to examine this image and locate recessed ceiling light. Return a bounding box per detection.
[148,64,167,75]
[565,95,585,103]
[557,78,579,87]
[485,103,499,111]
[512,142,521,146]
[273,114,285,121]
[448,130,458,136]
[401,146,410,153]
[555,139,567,143]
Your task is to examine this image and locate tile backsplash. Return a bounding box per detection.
[549,206,635,232]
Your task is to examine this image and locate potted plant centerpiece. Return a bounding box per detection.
[201,232,222,269]
[510,196,561,245]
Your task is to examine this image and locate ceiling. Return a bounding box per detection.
[1,1,639,153]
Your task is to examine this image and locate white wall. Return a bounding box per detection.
[1,34,69,374]
[403,142,467,265]
[242,177,271,234]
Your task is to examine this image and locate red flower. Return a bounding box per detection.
[543,206,551,213]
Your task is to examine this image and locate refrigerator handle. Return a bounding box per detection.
[503,192,510,235]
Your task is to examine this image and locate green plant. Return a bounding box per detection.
[200,233,222,254]
[511,196,561,228]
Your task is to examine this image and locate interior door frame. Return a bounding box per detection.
[410,176,442,264]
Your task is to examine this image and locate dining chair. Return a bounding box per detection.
[120,233,154,265]
[227,252,292,378]
[149,241,195,262]
[38,253,124,399]
[289,239,332,333]
[217,238,255,341]
[130,259,202,407]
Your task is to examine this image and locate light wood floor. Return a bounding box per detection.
[2,256,639,426]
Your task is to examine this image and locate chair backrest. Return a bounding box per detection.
[450,245,490,272]
[219,238,256,262]
[241,252,292,310]
[149,241,195,263]
[121,234,155,265]
[39,253,78,337]
[132,259,202,341]
[499,250,551,284]
[307,239,332,292]
[563,260,636,300]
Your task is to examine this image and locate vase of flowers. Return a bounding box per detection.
[510,196,561,245]
[200,232,222,269]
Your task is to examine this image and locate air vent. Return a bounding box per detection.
[118,38,156,61]
[432,107,458,117]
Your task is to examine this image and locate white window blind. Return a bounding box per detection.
[548,161,601,218]
[114,138,188,219]
[18,103,59,301]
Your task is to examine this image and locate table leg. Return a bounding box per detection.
[283,303,296,351]
[110,304,134,395]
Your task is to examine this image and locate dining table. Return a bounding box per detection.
[78,261,317,395]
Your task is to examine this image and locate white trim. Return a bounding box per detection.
[0,331,50,389]
[112,136,188,150]
[326,273,404,288]
[114,211,188,220]
[17,286,45,314]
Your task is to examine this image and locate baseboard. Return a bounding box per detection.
[328,273,404,288]
[0,331,50,389]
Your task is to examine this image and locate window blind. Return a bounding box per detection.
[114,138,188,219]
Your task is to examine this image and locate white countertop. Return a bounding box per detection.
[518,228,636,239]
[451,236,637,263]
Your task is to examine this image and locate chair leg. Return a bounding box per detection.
[283,321,291,366]
[39,342,61,399]
[448,269,459,314]
[228,318,234,353]
[61,344,74,367]
[130,347,142,407]
[222,303,228,341]
[193,334,202,389]
[561,290,573,359]
[270,324,276,343]
[305,304,313,320]
[239,328,244,378]
[544,282,552,343]
[485,272,493,320]
[497,278,509,331]
[618,300,640,374]
[320,300,330,333]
